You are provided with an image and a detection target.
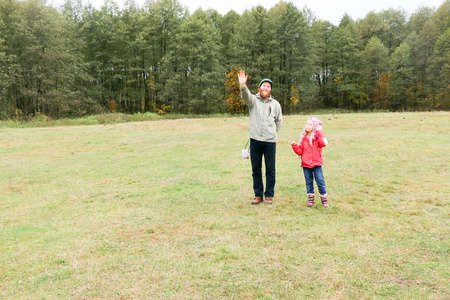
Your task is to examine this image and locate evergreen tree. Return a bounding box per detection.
[359,11,386,46]
[311,20,334,107]
[271,2,314,113]
[363,36,390,108]
[427,28,450,109]
[218,10,240,65]
[413,19,439,108]
[162,9,223,114]
[408,6,434,34]
[380,8,408,52]
[330,18,367,110]
[146,0,186,112]
[390,42,413,110]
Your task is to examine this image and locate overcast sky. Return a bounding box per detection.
[50,0,445,25]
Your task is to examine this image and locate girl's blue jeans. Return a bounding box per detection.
[303,166,327,195]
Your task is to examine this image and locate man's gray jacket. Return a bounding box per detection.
[240,85,283,143]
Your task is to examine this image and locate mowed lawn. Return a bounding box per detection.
[0,112,448,299]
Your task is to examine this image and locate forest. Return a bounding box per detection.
[0,0,448,119]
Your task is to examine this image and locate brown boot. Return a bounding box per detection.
[264,197,273,205]
[252,197,263,205]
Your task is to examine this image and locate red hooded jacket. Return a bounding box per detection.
[291,130,327,168]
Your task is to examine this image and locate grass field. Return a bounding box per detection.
[0,112,449,299]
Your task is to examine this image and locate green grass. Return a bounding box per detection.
[0,112,239,129]
[0,112,448,299]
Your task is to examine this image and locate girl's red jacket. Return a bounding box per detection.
[291,130,327,168]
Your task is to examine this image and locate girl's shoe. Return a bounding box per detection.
[320,194,329,207]
[307,194,315,207]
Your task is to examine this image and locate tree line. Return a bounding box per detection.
[0,0,448,119]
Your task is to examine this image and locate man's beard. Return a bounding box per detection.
[260,90,271,98]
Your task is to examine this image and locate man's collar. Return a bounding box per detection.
[256,93,273,101]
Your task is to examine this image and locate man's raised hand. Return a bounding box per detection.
[238,70,248,87]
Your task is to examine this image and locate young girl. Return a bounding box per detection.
[291,117,329,207]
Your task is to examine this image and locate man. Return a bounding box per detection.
[238,70,283,205]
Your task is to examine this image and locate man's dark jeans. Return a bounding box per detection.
[250,139,276,198]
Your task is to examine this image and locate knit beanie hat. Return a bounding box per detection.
[309,117,323,131]
[259,78,273,88]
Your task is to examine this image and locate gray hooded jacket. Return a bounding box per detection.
[240,85,283,143]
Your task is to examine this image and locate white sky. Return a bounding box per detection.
[50,0,445,25]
